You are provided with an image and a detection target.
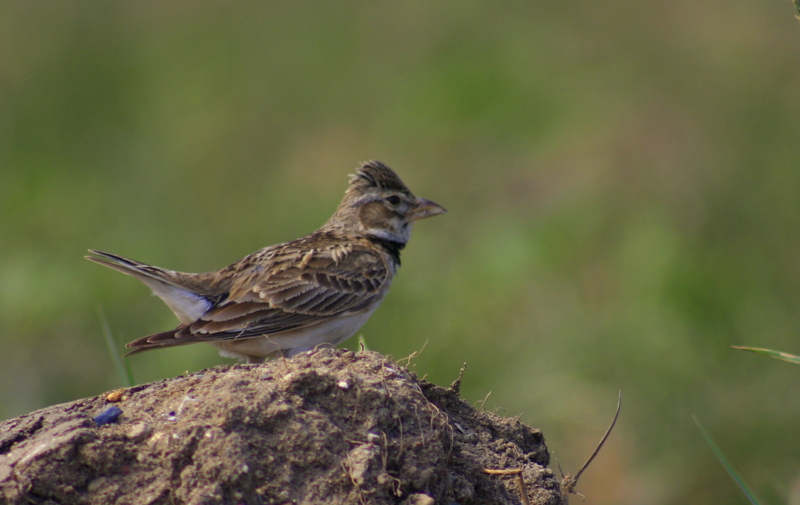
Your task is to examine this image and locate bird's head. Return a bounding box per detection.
[326,161,446,244]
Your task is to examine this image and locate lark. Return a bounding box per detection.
[87,161,446,363]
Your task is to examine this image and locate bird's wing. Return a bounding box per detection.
[177,241,389,341]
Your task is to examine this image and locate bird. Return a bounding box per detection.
[86,161,446,363]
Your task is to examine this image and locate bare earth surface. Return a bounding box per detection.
[0,349,564,505]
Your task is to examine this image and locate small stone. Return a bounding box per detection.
[93,406,122,426]
[347,443,380,487]
[126,422,152,443]
[337,380,350,390]
[401,493,435,505]
[105,389,124,402]
[87,477,109,493]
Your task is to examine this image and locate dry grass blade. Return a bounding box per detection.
[483,468,530,505]
[732,346,800,366]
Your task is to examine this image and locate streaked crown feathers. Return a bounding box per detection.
[349,161,411,194]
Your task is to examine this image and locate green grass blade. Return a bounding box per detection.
[692,416,761,505]
[123,352,135,387]
[358,334,370,352]
[96,306,135,387]
[732,346,800,365]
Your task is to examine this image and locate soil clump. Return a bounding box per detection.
[0,349,563,504]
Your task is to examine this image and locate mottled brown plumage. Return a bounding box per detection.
[87,161,445,362]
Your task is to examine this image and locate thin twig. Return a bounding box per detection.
[474,390,492,412]
[562,391,622,498]
[397,340,428,368]
[449,362,467,395]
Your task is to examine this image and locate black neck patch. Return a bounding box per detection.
[367,236,406,265]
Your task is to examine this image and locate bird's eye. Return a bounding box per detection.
[386,195,402,206]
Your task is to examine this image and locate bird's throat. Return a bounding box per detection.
[366,235,406,266]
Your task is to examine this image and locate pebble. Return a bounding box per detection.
[93,406,122,426]
[105,389,125,402]
[126,422,152,443]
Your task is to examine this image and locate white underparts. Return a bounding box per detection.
[142,280,212,325]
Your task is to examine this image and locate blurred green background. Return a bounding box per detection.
[3,1,800,503]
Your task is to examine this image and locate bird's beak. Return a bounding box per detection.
[408,198,447,222]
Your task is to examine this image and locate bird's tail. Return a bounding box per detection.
[86,250,184,287]
[86,250,213,324]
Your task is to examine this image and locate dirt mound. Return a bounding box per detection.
[0,349,564,504]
